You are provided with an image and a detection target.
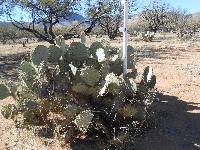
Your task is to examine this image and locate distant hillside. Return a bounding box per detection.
[59,13,86,25]
[193,12,200,16]
[0,21,12,26]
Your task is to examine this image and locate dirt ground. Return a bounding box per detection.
[133,38,200,150]
[0,34,200,149]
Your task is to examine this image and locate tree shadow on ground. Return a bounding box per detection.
[70,93,200,150]
[133,43,199,61]
[0,52,30,81]
[135,47,184,60]
[133,93,200,150]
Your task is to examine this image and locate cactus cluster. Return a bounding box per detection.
[0,36,156,148]
[141,31,155,42]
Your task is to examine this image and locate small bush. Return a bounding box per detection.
[141,31,155,42]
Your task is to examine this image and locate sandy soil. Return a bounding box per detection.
[133,39,200,150]
[0,35,200,149]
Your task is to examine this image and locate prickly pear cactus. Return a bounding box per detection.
[99,73,122,96]
[79,66,101,86]
[74,109,94,133]
[1,104,17,119]
[1,35,156,149]
[31,45,49,66]
[143,66,156,89]
[89,41,104,57]
[68,42,88,66]
[20,61,37,88]
[0,84,10,99]
[48,45,63,63]
[80,31,86,44]
[55,35,69,51]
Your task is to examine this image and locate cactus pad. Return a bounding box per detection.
[55,35,69,51]
[63,104,81,119]
[125,78,137,97]
[99,73,121,96]
[21,61,37,77]
[1,104,17,119]
[96,48,106,62]
[20,61,37,87]
[80,66,101,86]
[109,55,123,75]
[72,83,89,95]
[143,66,153,83]
[68,42,88,65]
[80,31,86,44]
[0,84,10,99]
[89,41,104,56]
[74,109,94,133]
[48,45,63,63]
[31,45,49,66]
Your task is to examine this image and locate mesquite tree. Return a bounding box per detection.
[141,0,169,33]
[85,0,137,39]
[4,0,81,44]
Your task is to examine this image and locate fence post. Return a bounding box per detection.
[123,0,128,76]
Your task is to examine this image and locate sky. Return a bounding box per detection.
[1,0,200,22]
[168,0,200,14]
[140,0,200,14]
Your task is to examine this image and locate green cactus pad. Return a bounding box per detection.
[74,109,94,133]
[80,66,101,86]
[147,75,156,89]
[72,83,98,97]
[6,83,19,99]
[0,84,10,100]
[126,69,137,79]
[21,61,37,77]
[68,42,88,64]
[100,63,110,78]
[1,104,17,119]
[48,45,63,63]
[89,41,104,56]
[99,73,121,96]
[125,78,137,97]
[24,100,39,110]
[109,55,123,75]
[143,66,153,83]
[63,104,81,119]
[86,58,101,69]
[80,31,86,44]
[55,35,65,46]
[31,45,49,66]
[20,61,37,87]
[72,83,89,95]
[96,48,107,62]
[55,35,69,51]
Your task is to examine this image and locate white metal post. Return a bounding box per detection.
[123,0,128,76]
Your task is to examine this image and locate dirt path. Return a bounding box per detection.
[0,40,200,149]
[134,43,200,150]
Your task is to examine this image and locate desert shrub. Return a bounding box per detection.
[0,36,156,148]
[0,24,36,44]
[140,31,155,42]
